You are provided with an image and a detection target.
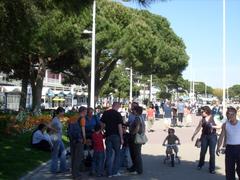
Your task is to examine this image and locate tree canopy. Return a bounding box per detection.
[0,0,188,109]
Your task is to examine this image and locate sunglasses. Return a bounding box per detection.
[227,112,236,115]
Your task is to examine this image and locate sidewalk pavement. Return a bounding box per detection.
[21,115,226,180]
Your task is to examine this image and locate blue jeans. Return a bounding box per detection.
[51,139,67,173]
[105,135,121,176]
[92,151,105,176]
[120,147,130,167]
[198,134,217,171]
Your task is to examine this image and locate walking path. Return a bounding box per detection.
[21,115,226,180]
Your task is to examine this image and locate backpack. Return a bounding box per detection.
[67,118,82,142]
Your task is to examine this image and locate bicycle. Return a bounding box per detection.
[163,144,180,167]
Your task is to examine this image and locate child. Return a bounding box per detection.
[162,128,180,157]
[120,123,131,168]
[91,124,105,177]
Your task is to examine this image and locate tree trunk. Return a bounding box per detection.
[30,57,46,115]
[31,78,43,115]
[19,78,28,110]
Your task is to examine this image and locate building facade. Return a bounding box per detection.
[0,71,88,111]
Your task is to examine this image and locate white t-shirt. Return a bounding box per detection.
[226,120,240,145]
[32,130,50,144]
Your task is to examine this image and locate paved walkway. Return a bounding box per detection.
[21,115,226,180]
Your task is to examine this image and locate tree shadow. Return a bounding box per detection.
[23,153,226,180]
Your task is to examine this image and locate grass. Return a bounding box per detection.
[0,132,50,180]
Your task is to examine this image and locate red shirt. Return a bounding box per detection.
[92,132,104,152]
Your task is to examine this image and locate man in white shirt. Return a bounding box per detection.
[217,107,240,180]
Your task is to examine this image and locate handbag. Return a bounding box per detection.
[195,138,201,148]
[135,133,148,144]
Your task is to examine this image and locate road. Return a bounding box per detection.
[22,114,226,180]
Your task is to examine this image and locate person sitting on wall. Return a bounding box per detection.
[31,123,52,152]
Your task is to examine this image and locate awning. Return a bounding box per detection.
[52,97,65,101]
[2,86,21,92]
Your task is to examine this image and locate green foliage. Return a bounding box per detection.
[229,84,240,98]
[212,88,223,100]
[99,65,130,99]
[1,0,189,108]
[157,91,172,99]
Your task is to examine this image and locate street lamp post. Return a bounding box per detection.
[149,74,152,102]
[222,0,226,114]
[84,0,97,108]
[90,0,96,108]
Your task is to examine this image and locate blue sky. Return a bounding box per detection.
[118,0,240,88]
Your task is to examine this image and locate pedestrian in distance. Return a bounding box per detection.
[146,103,155,132]
[163,101,172,131]
[191,106,220,174]
[100,102,124,177]
[177,98,185,127]
[216,106,240,180]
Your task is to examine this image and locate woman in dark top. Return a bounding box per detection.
[191,106,220,174]
[128,106,145,174]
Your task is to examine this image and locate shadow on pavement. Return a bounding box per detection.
[24,153,225,180]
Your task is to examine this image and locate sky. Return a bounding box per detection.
[117,0,240,88]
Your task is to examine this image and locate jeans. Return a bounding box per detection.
[178,113,184,123]
[92,151,105,176]
[198,134,217,171]
[105,135,121,176]
[120,147,130,167]
[225,145,240,180]
[129,135,143,174]
[70,140,84,178]
[51,139,67,173]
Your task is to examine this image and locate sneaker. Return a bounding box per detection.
[107,175,113,178]
[128,171,137,175]
[197,166,202,170]
[127,167,135,172]
[210,170,216,174]
[112,172,122,177]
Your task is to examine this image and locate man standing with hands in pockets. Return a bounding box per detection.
[217,106,240,180]
[100,102,124,177]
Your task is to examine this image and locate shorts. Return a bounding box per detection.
[164,118,171,126]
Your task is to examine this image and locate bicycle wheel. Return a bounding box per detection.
[170,154,175,167]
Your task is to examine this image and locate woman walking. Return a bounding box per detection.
[191,106,219,174]
[146,104,155,132]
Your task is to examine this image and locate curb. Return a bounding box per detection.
[19,160,51,180]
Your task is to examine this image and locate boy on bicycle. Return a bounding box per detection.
[162,128,181,158]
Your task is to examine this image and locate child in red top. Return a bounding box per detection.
[91,124,105,177]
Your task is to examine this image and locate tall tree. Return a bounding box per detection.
[49,0,188,106]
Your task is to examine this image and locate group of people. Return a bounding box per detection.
[30,101,240,180]
[31,102,147,179]
[145,99,192,132]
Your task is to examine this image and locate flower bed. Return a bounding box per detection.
[0,112,78,135]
